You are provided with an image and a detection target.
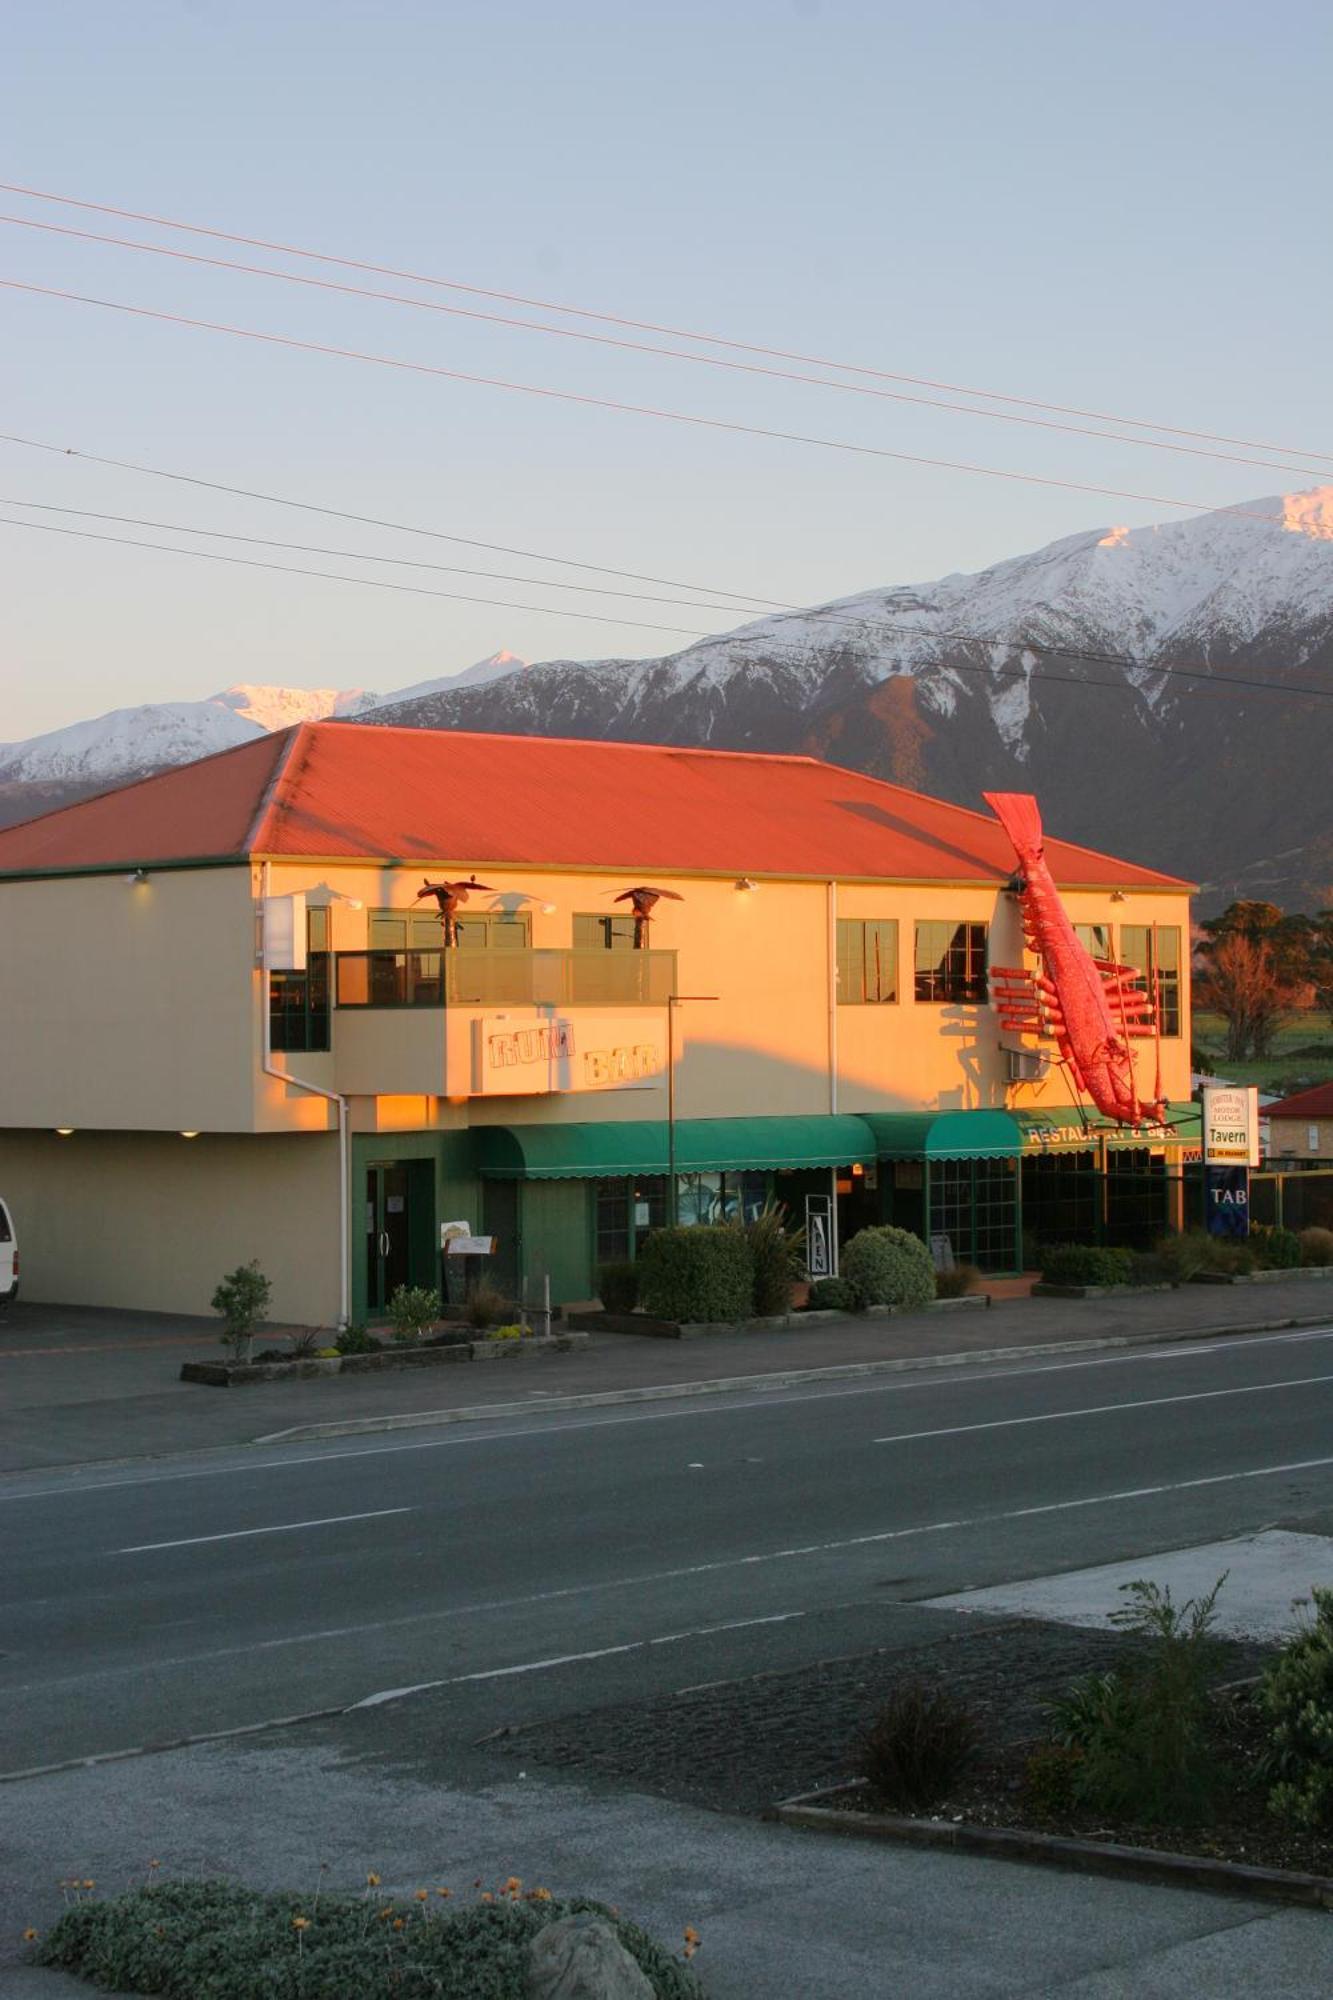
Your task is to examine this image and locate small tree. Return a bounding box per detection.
[841,1226,936,1311]
[387,1284,441,1344]
[1195,932,1299,1060]
[211,1261,272,1363]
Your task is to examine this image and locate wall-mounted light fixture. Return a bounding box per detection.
[1110,890,1127,904]
[541,902,558,915]
[179,1130,200,1140]
[54,1127,75,1137]
[735,877,759,893]
[125,867,150,885]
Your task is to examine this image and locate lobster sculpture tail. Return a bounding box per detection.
[985,791,1166,1130]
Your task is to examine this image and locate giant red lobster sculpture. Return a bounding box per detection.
[985,793,1167,1129]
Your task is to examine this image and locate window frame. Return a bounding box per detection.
[1121,924,1182,1038]
[836,918,899,1005]
[913,920,989,1005]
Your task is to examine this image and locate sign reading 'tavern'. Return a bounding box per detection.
[470,1012,667,1096]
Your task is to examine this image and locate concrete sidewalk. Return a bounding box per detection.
[1,1278,1331,1476]
[4,1737,1330,1999]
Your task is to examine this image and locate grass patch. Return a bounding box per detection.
[1193,1010,1333,1092]
[31,1879,704,1999]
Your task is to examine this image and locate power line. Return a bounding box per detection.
[4,175,1329,466]
[0,514,712,636]
[2,278,1313,534]
[4,430,1328,698]
[3,500,1328,707]
[3,210,1323,484]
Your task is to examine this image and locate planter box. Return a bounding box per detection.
[771,1782,1333,1912]
[181,1330,587,1387]
[1190,1266,1333,1286]
[1033,1282,1175,1299]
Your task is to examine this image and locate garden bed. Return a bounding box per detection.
[1033,1281,1175,1299]
[181,1330,588,1386]
[568,1296,988,1339]
[774,1683,1333,1906]
[1190,1266,1333,1286]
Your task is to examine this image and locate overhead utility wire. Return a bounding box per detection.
[3,504,1327,708]
[2,279,1314,537]
[2,211,1321,483]
[4,431,1327,698]
[4,177,1328,465]
[0,514,711,635]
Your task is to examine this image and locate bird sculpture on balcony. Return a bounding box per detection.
[613,885,683,949]
[414,875,496,947]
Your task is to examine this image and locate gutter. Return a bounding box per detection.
[260,860,350,1328]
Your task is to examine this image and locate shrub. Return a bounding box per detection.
[334,1323,378,1355]
[637,1226,753,1323]
[747,1200,804,1316]
[210,1261,272,1363]
[387,1284,441,1344]
[463,1281,509,1330]
[807,1276,857,1313]
[33,1879,704,2000]
[1038,1244,1135,1288]
[1152,1231,1214,1285]
[840,1226,935,1311]
[1252,1226,1302,1270]
[1023,1742,1083,1817]
[487,1322,526,1341]
[1044,1574,1227,1823]
[1300,1226,1333,1268]
[935,1263,980,1299]
[858,1681,979,1809]
[1261,1584,1333,1831]
[596,1258,640,1314]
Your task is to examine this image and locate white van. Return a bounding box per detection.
[0,1198,16,1303]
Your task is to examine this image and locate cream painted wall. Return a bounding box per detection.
[0,868,261,1132]
[1268,1116,1333,1163]
[0,1129,341,1324]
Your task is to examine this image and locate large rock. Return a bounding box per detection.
[525,1911,655,2000]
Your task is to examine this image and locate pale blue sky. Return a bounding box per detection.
[4,0,1330,736]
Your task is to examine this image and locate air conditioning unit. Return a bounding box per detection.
[1005,1047,1050,1083]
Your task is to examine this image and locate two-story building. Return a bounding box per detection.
[0,722,1196,1324]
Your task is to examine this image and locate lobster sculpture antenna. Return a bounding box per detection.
[984,793,1167,1129]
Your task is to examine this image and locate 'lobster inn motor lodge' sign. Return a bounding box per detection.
[471,1012,667,1096]
[1201,1086,1260,1167]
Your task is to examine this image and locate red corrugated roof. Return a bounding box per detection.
[1266,1082,1333,1119]
[0,722,1190,888]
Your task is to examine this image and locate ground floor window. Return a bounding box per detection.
[594,1176,667,1263]
[1104,1148,1167,1247]
[928,1157,1019,1272]
[676,1170,769,1227]
[1022,1150,1097,1252]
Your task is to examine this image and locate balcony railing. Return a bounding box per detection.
[334,947,676,1009]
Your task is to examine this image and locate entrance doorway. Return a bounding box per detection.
[366,1163,415,1313]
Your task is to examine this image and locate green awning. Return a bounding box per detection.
[858,1110,1022,1160]
[1015,1103,1201,1151]
[473,1113,879,1180]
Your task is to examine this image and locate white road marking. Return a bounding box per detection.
[4,1324,1332,1507]
[11,1448,1333,1697]
[350,1609,807,1709]
[874,1371,1333,1445]
[117,1507,412,1553]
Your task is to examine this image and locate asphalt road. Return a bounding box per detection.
[5,1323,1333,1774]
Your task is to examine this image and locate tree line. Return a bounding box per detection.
[1194,902,1333,1060]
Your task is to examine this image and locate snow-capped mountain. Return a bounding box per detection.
[358,490,1333,911]
[4,492,1331,908]
[0,660,525,791]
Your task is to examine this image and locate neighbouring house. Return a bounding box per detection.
[1264,1081,1333,1166]
[0,723,1195,1325]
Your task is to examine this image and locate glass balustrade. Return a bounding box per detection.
[333,947,675,1009]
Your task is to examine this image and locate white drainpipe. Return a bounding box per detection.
[260,861,351,1328]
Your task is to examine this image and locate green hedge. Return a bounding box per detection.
[637,1226,753,1323]
[840,1226,936,1311]
[1039,1244,1135,1287]
[808,1276,857,1313]
[33,1879,703,2000]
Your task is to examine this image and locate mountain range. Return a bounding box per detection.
[4,497,1331,913]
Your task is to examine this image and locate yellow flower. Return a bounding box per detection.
[480,1891,494,1904]
[377,1907,394,1921]
[82,1880,95,1891]
[291,1916,310,1932]
[392,1917,405,1931]
[22,1927,39,1943]
[684,1927,700,1944]
[414,1889,429,1902]
[436,1887,452,1899]
[366,1872,381,1887]
[527,1887,553,1903]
